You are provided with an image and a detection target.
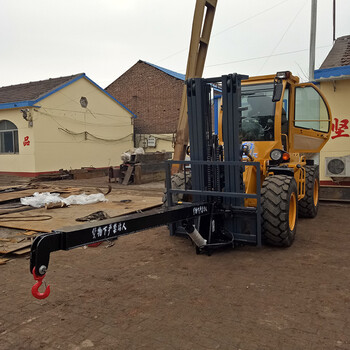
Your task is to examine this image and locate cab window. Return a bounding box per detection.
[240,83,275,141]
[294,86,329,132]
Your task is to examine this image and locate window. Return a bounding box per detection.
[0,120,19,154]
[240,83,276,141]
[295,86,329,132]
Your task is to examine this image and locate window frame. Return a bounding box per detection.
[0,120,19,154]
[293,85,330,133]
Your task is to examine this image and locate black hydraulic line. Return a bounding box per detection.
[213,135,222,203]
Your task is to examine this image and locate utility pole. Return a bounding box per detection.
[309,0,319,165]
[309,0,317,81]
[333,0,336,43]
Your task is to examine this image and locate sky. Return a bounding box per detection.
[1,0,350,88]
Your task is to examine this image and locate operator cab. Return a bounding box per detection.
[218,71,331,160]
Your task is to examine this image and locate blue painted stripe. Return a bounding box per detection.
[143,60,221,93]
[0,101,35,110]
[83,76,137,118]
[33,73,85,104]
[314,65,350,79]
[143,61,186,81]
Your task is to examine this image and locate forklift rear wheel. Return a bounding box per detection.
[163,172,192,206]
[298,165,319,218]
[261,175,298,247]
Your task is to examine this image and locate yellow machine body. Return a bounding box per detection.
[218,72,332,207]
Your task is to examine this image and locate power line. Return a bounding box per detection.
[58,128,133,142]
[212,0,291,37]
[257,0,308,73]
[198,45,331,69]
[155,0,292,64]
[41,107,132,119]
[36,108,132,129]
[294,61,309,81]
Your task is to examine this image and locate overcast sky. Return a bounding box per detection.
[1,0,350,88]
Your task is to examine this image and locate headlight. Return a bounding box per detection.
[270,149,290,163]
[270,149,283,161]
[275,71,291,79]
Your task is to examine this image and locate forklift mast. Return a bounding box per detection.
[172,0,217,172]
[169,74,261,244]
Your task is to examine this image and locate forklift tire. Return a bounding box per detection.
[261,175,298,247]
[298,165,319,218]
[163,172,192,206]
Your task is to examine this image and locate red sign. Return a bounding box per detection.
[23,136,30,146]
[332,118,349,139]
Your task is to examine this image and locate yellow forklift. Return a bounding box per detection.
[29,72,331,299]
[28,0,331,298]
[220,71,332,246]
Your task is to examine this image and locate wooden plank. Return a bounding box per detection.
[0,258,9,265]
[73,171,106,180]
[0,188,49,203]
[134,165,141,185]
[0,186,85,204]
[0,185,25,190]
[0,241,31,254]
[0,237,25,243]
[23,231,38,236]
[12,247,31,255]
[0,193,162,233]
[122,165,134,185]
[51,187,83,194]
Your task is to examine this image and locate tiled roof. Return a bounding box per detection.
[320,35,350,69]
[0,73,84,104]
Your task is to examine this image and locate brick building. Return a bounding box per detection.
[106,60,185,152]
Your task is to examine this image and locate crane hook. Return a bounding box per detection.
[31,267,51,299]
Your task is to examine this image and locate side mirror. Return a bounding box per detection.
[272,77,283,102]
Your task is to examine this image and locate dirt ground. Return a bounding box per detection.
[0,176,349,350]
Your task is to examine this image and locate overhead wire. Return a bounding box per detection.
[58,128,133,142]
[55,89,135,120]
[40,107,133,120]
[204,45,330,68]
[257,0,308,73]
[212,0,291,37]
[155,0,292,64]
[294,61,309,81]
[36,108,132,127]
[34,108,132,143]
